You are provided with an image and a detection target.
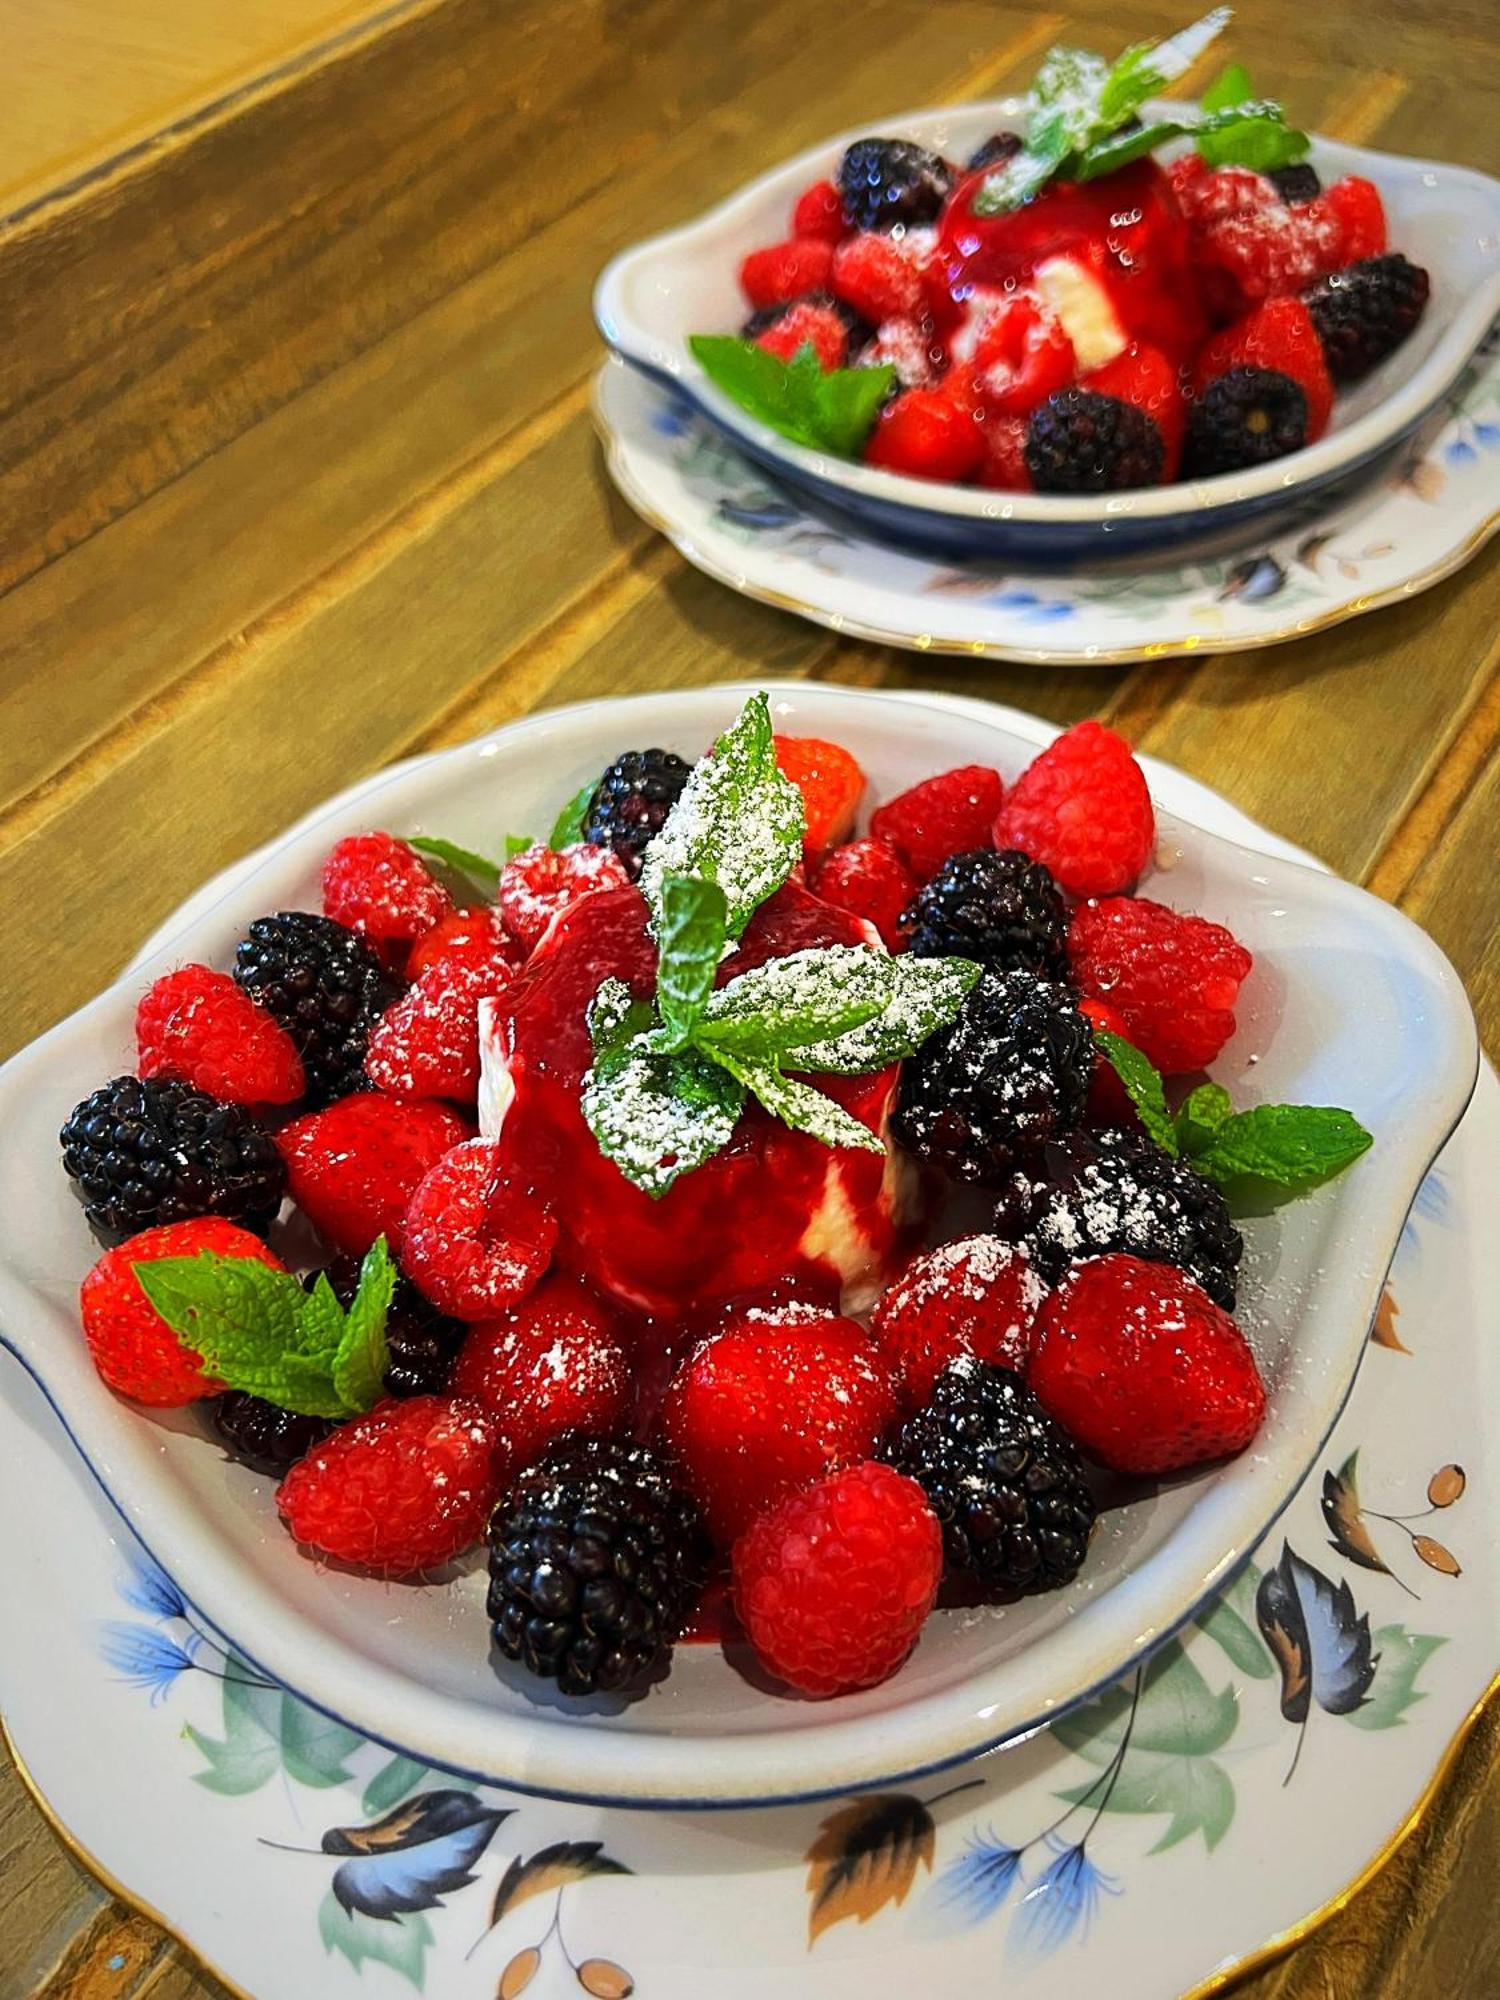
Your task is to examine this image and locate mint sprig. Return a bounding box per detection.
[134,1238,396,1420]
[653,873,730,1050]
[1093,1031,1373,1200]
[688,337,895,458]
[409,836,502,896]
[549,782,596,852]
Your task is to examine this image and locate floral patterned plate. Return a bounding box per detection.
[593,322,1500,665]
[3,786,1497,1999]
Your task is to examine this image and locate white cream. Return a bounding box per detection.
[1033,255,1127,372]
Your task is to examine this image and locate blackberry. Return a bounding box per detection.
[233,911,400,1105]
[60,1075,285,1240]
[1269,162,1321,203]
[883,1361,1096,1597]
[580,748,692,879]
[904,848,1069,979]
[1183,367,1307,477]
[967,130,1023,171]
[892,970,1092,1184]
[838,137,953,234]
[319,1254,466,1398]
[1303,254,1431,384]
[210,1391,334,1475]
[995,1126,1243,1309]
[487,1437,709,1697]
[742,289,873,351]
[1025,390,1165,493]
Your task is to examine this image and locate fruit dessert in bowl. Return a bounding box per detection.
[0,684,1477,1806]
[595,11,1500,560]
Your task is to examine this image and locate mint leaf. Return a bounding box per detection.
[332,1237,396,1413]
[790,954,982,1073]
[582,1037,746,1198]
[1195,100,1309,171]
[1193,1104,1372,1193]
[696,946,892,1060]
[706,1048,884,1156]
[654,873,729,1051]
[1121,6,1231,92]
[689,336,894,458]
[549,781,596,852]
[297,1272,347,1360]
[504,833,532,859]
[1093,1030,1179,1154]
[409,836,501,895]
[589,978,655,1064]
[639,692,803,940]
[1075,117,1198,180]
[1177,1081,1234,1157]
[1200,60,1254,112]
[134,1255,351,1418]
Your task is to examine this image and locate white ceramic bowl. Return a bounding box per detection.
[0,686,1479,1807]
[595,104,1500,561]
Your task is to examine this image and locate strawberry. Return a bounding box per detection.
[80,1218,284,1406]
[740,238,835,311]
[450,1275,631,1477]
[1315,175,1387,264]
[1030,1254,1266,1474]
[864,380,985,482]
[276,1395,503,1572]
[1193,297,1334,440]
[978,411,1032,489]
[772,735,866,859]
[497,842,632,953]
[322,832,453,960]
[812,838,916,950]
[791,178,849,242]
[968,295,1076,416]
[830,231,929,323]
[277,1095,472,1255]
[406,906,520,981]
[400,1138,557,1321]
[871,1235,1044,1407]
[1067,895,1252,1074]
[364,950,514,1101]
[993,720,1155,899]
[661,1313,898,1546]
[754,300,850,369]
[869,764,1005,881]
[135,966,305,1106]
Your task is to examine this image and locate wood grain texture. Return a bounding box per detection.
[1,0,1498,1994]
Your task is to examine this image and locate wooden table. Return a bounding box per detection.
[2,0,1497,1991]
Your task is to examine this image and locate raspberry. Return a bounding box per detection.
[1076,995,1135,1125]
[993,720,1155,899]
[978,412,1032,490]
[1175,165,1278,228]
[753,300,850,369]
[1066,895,1252,1074]
[135,966,305,1106]
[210,1393,335,1475]
[791,178,849,242]
[322,833,453,959]
[1315,175,1386,264]
[838,138,953,234]
[731,1460,940,1697]
[1193,298,1333,440]
[772,736,866,858]
[80,1219,283,1406]
[865,382,985,482]
[871,1235,1044,1407]
[812,838,915,950]
[1030,1254,1266,1474]
[277,1395,502,1573]
[995,1125,1243,1308]
[451,1275,631,1477]
[277,1094,472,1255]
[406,906,520,980]
[869,764,1005,881]
[892,970,1092,1184]
[1024,389,1165,493]
[1303,254,1430,383]
[400,1138,557,1321]
[498,842,632,952]
[902,847,1068,978]
[740,238,835,311]
[61,1075,285,1240]
[661,1313,898,1546]
[364,948,514,1101]
[581,747,694,878]
[235,911,402,1104]
[862,314,947,389]
[968,296,1076,416]
[1183,367,1310,477]
[882,1360,1096,1596]
[830,232,929,323]
[1084,343,1185,474]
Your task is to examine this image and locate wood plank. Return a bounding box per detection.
[0,1758,108,1995]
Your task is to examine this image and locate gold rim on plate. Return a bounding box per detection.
[5,1674,1499,2000]
[589,369,1500,669]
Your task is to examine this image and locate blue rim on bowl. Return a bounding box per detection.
[0,688,1480,1807]
[594,101,1500,562]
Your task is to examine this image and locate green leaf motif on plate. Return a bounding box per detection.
[1347,1627,1447,1731]
[319,1895,434,1989]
